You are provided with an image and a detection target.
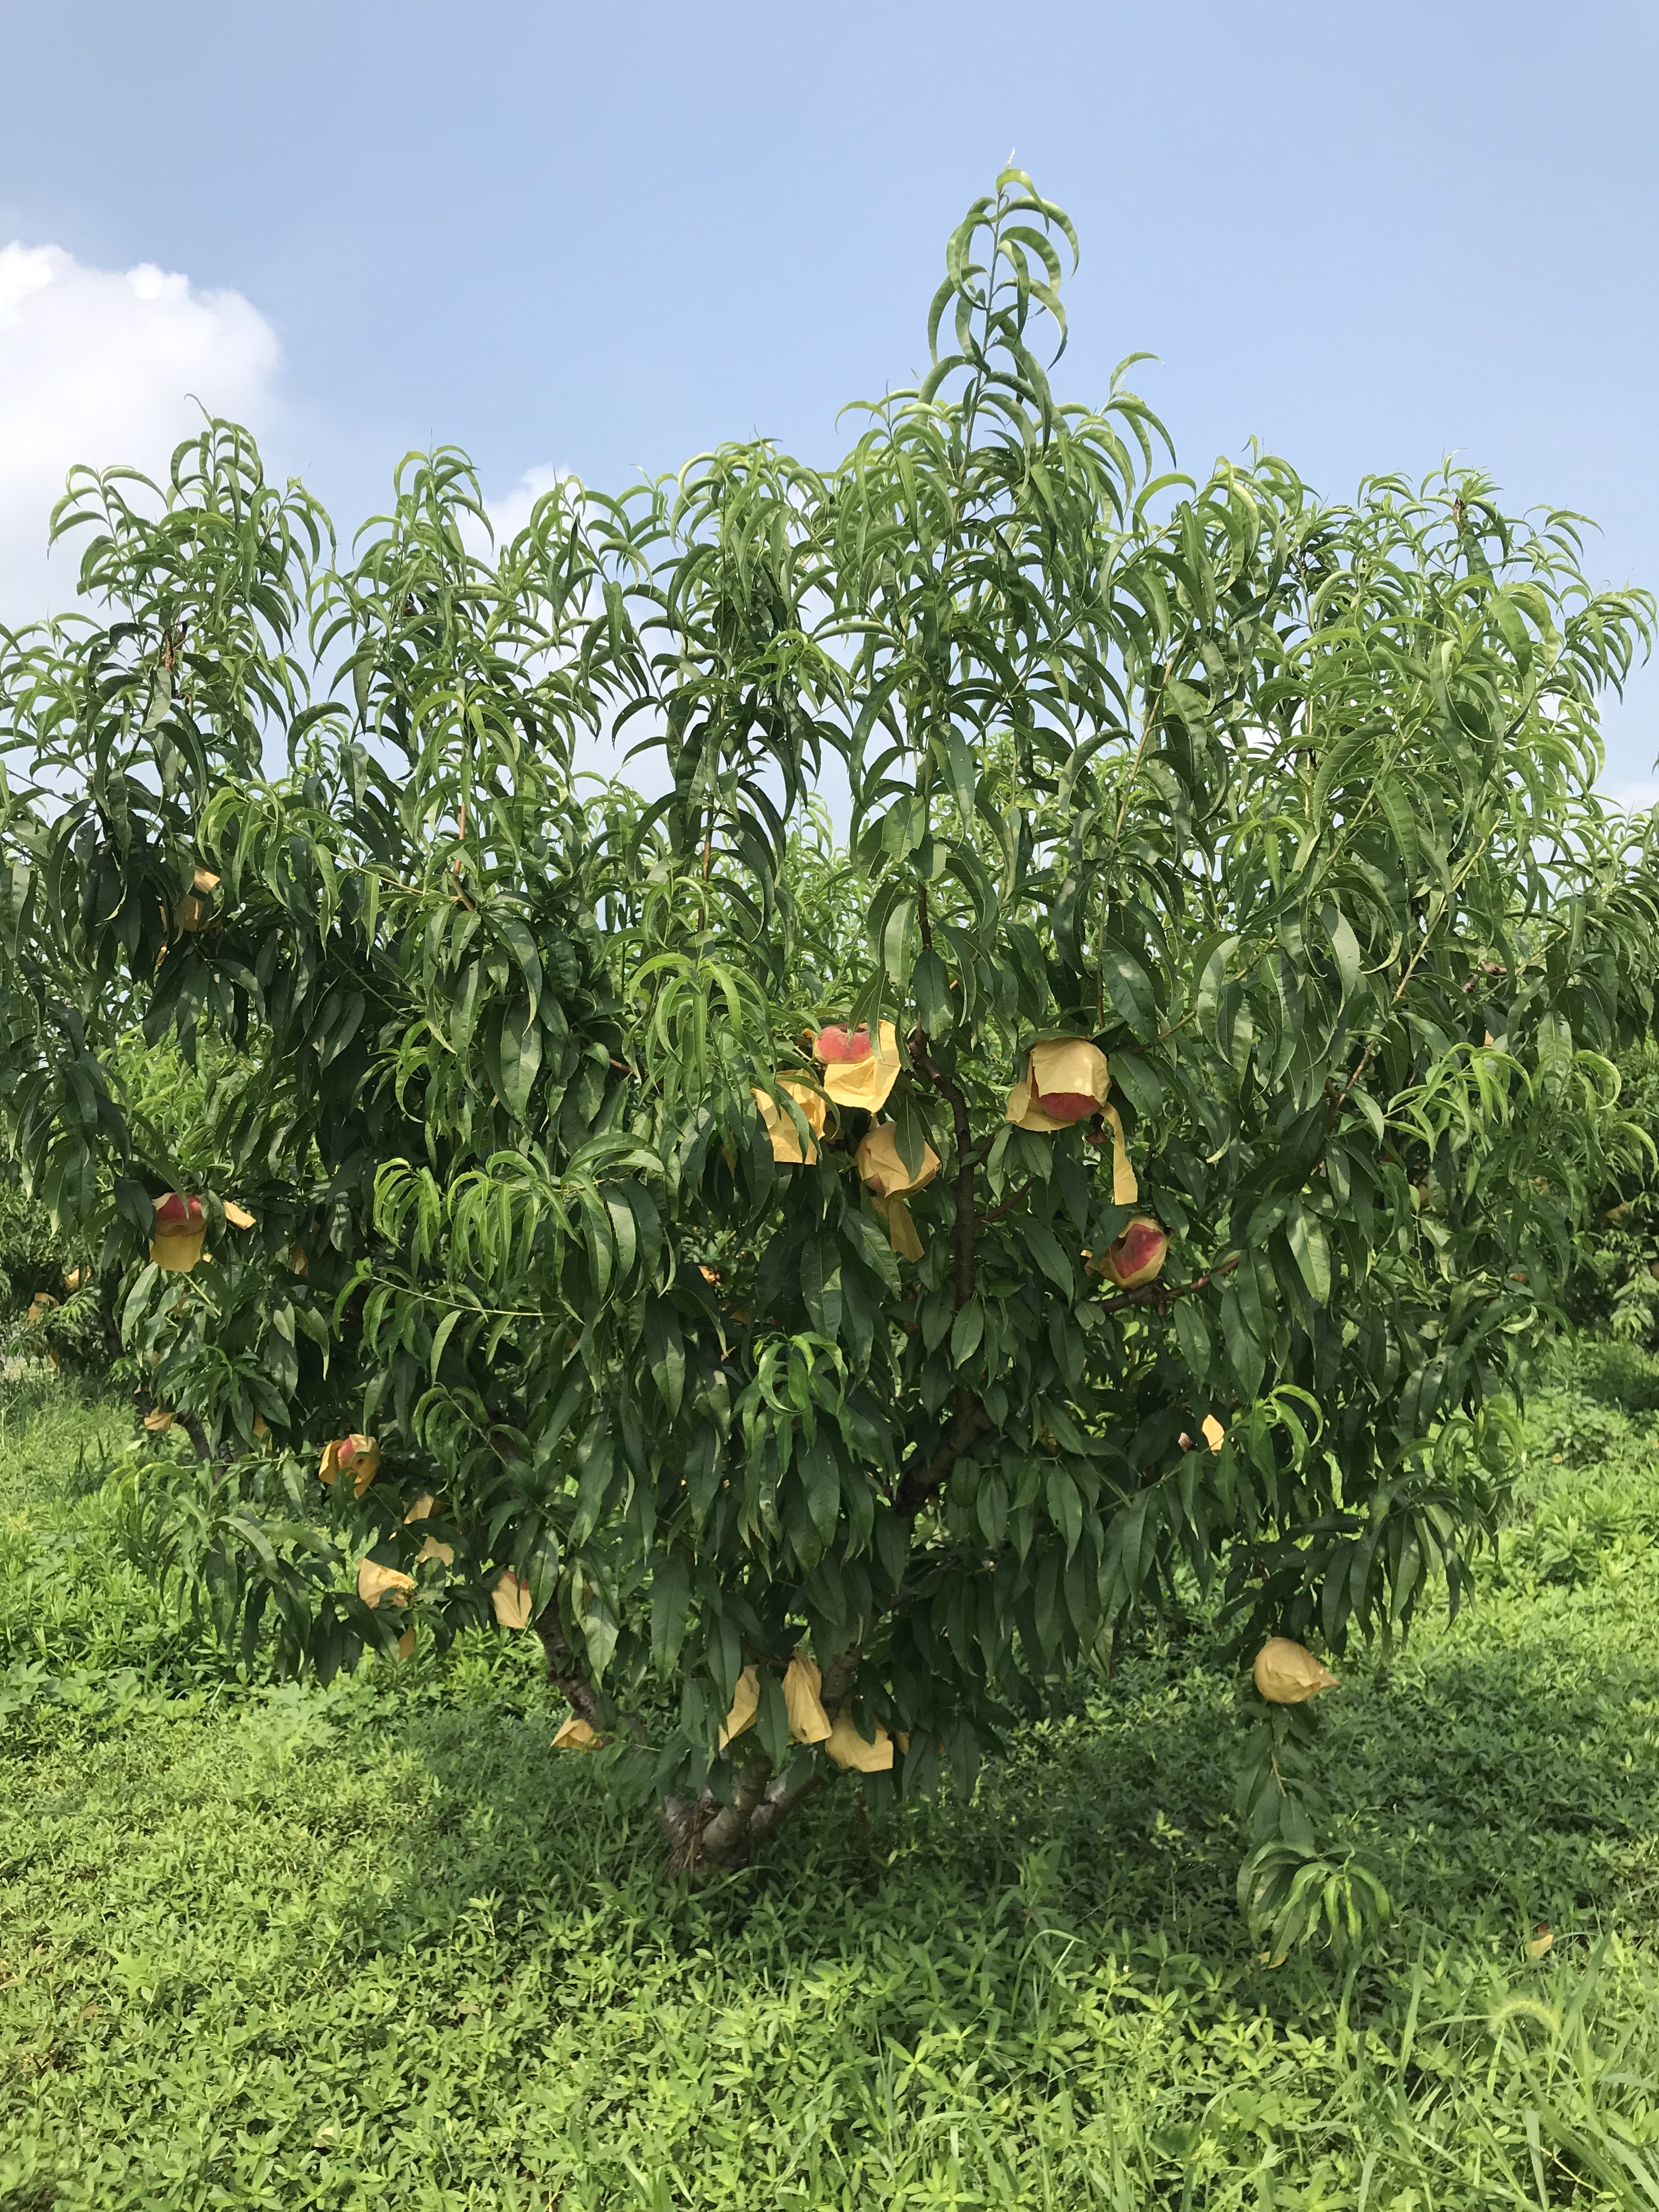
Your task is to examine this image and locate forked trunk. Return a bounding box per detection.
[534,1604,822,1880]
[656,1752,821,1881]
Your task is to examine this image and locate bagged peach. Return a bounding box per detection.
[782,1652,832,1744]
[150,1193,206,1273]
[1253,1638,1339,1704]
[753,1079,826,1164]
[815,1020,901,1111]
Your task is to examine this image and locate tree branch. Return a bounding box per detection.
[895,1028,999,1519]
[979,1177,1032,1224]
[656,1758,824,1881]
[532,1600,604,1730]
[909,1026,982,1311]
[1094,1252,1242,1318]
[893,1392,993,1520]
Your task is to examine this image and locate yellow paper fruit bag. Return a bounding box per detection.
[176,866,221,932]
[492,1570,534,1630]
[825,1713,895,1771]
[319,1433,380,1497]
[1103,1103,1139,1204]
[1100,1216,1169,1290]
[857,1124,939,1258]
[1006,1038,1109,1128]
[753,1079,826,1164]
[151,1193,206,1273]
[878,1197,925,1262]
[1253,1637,1339,1705]
[358,1559,415,1610]
[720,1664,760,1748]
[782,1652,832,1744]
[856,1123,939,1200]
[815,1020,901,1111]
[1005,1044,1139,1200]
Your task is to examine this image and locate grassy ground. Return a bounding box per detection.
[4,1353,1659,2209]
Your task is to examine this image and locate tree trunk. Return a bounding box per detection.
[533,1606,833,1882]
[656,1753,822,1882]
[532,1601,605,1729]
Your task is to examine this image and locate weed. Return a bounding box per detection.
[3,1357,1659,2205]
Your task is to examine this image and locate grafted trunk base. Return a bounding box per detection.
[656,1758,821,1882]
[530,1602,823,1880]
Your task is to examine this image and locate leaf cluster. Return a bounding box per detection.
[0,173,1655,1833]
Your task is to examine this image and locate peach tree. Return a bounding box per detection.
[1,174,1654,1928]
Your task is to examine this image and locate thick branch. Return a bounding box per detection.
[656,1755,822,1881]
[1094,1252,1242,1319]
[532,1601,603,1730]
[910,1028,983,1311]
[172,1409,235,1488]
[749,1767,822,1845]
[896,1028,998,1520]
[894,1392,993,1520]
[693,1748,776,1866]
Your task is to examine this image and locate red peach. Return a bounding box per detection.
[815,1024,872,1064]
[1029,1074,1097,1123]
[1104,1217,1169,1289]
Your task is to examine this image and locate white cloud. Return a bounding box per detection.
[0,242,281,627]
[1601,778,1659,816]
[451,464,571,563]
[481,463,567,548]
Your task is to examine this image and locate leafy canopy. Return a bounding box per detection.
[1,171,1654,1878]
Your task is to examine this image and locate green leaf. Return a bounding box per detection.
[1219,1286,1265,1400]
[650,1552,691,1671]
[891,1093,933,1184]
[913,947,953,1037]
[1109,1051,1165,1118]
[801,1235,844,1341]
[1045,1464,1084,1558]
[1171,1296,1210,1386]
[1287,1205,1332,1305]
[950,1299,984,1367]
[644,1300,686,1419]
[1323,906,1361,1005]
[1100,940,1156,1037]
[1022,1218,1074,1295]
[496,1001,542,1119]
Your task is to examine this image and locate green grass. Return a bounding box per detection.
[5,1355,1659,2209]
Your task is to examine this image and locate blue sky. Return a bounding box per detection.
[3,0,1656,791]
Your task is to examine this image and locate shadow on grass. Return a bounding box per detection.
[9,1543,1659,2208]
[370,1577,1659,2007]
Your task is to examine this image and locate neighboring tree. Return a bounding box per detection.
[1564,1035,1659,1345]
[1,173,1654,1937]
